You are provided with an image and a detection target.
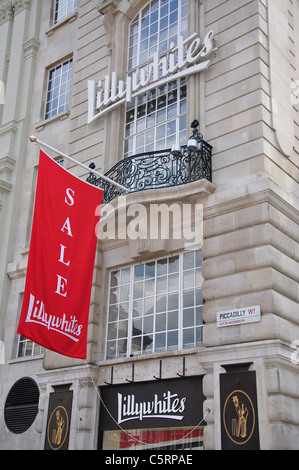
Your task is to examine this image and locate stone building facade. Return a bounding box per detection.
[0,0,298,450]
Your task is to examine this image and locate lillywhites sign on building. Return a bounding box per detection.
[99,377,205,430]
[88,30,216,124]
[217,306,261,328]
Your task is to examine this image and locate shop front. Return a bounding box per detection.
[98,376,205,450]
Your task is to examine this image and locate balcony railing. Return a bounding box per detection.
[87,122,212,205]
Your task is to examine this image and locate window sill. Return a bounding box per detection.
[36,110,70,131]
[8,354,44,365]
[45,11,78,37]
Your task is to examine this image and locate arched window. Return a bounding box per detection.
[124,0,188,158]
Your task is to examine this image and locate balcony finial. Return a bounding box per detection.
[188,119,203,150]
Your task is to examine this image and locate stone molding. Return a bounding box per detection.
[0,0,31,24]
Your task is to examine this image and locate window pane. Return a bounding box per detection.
[156,313,166,332]
[108,305,118,322]
[196,327,202,346]
[133,299,143,317]
[167,330,178,349]
[183,290,194,308]
[121,267,131,284]
[145,261,155,278]
[118,320,128,338]
[144,334,153,353]
[196,306,202,325]
[183,328,194,348]
[145,278,155,296]
[157,258,167,276]
[106,341,116,359]
[196,288,203,306]
[118,339,127,356]
[132,317,142,335]
[107,323,117,340]
[144,297,154,315]
[109,288,118,304]
[156,276,167,294]
[168,310,178,330]
[134,264,144,280]
[183,270,194,289]
[119,302,129,319]
[132,336,142,355]
[155,332,166,351]
[156,295,166,312]
[134,281,143,299]
[183,308,194,328]
[120,285,130,302]
[111,271,119,286]
[183,251,194,270]
[168,273,179,291]
[169,255,179,273]
[195,250,203,267]
[144,315,154,334]
[168,292,178,310]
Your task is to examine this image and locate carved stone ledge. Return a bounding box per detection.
[95,0,120,53]
[23,37,40,60]
[0,155,15,179]
[13,0,31,15]
[96,0,119,16]
[0,0,31,24]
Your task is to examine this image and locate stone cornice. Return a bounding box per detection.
[0,0,31,24]
[96,0,119,16]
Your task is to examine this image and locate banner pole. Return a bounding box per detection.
[29,135,130,193]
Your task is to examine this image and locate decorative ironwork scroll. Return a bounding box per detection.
[87,141,212,205]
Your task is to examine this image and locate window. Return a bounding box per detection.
[45,58,73,120]
[53,0,77,24]
[17,336,43,358]
[106,250,203,359]
[124,0,188,158]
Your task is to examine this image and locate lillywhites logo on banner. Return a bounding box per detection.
[25,293,83,342]
[17,151,103,360]
[117,391,186,424]
[88,30,216,123]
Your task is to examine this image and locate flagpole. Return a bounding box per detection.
[29,136,130,193]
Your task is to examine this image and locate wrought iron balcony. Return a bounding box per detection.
[87,121,212,205]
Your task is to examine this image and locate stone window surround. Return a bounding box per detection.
[45,9,78,37]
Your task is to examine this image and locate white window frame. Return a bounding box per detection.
[44,58,73,120]
[53,0,77,25]
[17,336,43,358]
[105,250,203,360]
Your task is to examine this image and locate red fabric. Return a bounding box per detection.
[119,428,203,448]
[17,150,103,359]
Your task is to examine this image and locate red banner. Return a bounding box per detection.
[17,150,103,359]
